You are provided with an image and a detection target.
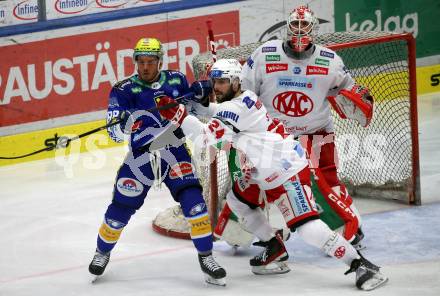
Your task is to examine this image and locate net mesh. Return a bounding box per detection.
[152,31,418,238]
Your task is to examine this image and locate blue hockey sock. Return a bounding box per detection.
[179,187,213,254]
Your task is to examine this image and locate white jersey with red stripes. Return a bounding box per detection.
[241,39,355,137]
[181,90,308,190]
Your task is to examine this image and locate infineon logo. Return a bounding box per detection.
[55,0,88,14]
[96,0,130,8]
[13,0,38,20]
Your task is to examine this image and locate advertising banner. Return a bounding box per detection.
[0,0,183,27]
[46,0,180,20]
[334,0,440,58]
[0,10,239,127]
[0,0,39,27]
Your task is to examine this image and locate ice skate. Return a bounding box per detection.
[88,249,110,283]
[250,233,290,275]
[198,253,226,286]
[345,254,388,291]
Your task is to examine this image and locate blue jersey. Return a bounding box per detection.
[107,70,191,150]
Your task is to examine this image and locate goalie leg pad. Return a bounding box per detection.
[312,168,359,241]
[214,201,255,247]
[297,219,359,265]
[226,190,274,242]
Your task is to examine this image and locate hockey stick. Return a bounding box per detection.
[0,93,193,160]
[206,19,217,64]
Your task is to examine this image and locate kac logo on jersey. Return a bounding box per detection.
[320,50,335,59]
[278,77,313,90]
[266,63,288,73]
[116,178,144,197]
[272,91,314,117]
[293,67,302,74]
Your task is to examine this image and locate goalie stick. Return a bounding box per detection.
[0,93,193,160]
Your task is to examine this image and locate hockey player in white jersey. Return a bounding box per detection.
[241,5,374,248]
[156,59,387,291]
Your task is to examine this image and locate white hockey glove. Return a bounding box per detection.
[328,85,374,127]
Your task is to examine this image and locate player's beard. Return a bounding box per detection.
[216,85,235,103]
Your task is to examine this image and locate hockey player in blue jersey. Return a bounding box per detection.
[88,37,226,286]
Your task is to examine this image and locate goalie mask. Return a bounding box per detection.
[209,59,242,103]
[286,6,319,52]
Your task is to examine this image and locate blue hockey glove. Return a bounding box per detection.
[190,80,212,106]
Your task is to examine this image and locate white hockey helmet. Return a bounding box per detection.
[286,6,319,52]
[209,59,242,84]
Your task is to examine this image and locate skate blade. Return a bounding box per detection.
[89,274,100,284]
[360,273,389,291]
[204,274,226,287]
[251,261,290,275]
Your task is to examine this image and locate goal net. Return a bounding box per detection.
[152,31,420,239]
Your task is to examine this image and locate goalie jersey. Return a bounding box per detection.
[181,90,308,190]
[241,39,356,137]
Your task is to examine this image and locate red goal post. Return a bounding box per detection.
[152,31,420,239]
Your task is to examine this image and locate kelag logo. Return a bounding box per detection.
[96,0,130,8]
[334,0,439,59]
[345,9,418,37]
[13,0,38,20]
[55,0,88,14]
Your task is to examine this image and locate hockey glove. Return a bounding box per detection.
[157,96,188,126]
[190,80,212,107]
[328,85,374,127]
[116,109,143,133]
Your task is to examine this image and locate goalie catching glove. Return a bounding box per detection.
[328,85,374,127]
[157,96,187,126]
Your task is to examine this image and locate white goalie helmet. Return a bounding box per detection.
[286,5,319,51]
[209,59,242,84]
